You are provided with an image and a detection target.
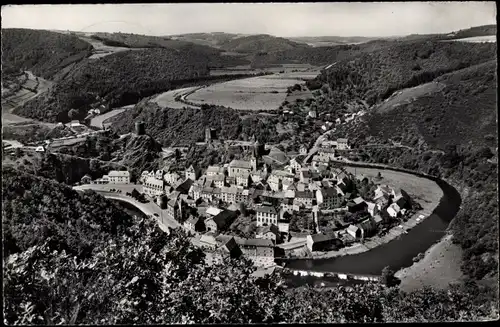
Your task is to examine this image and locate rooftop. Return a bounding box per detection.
[229,160,253,170]
[295,191,315,199]
[255,205,278,215]
[108,170,130,177]
[309,233,337,243]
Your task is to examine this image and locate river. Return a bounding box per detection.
[278,175,462,275]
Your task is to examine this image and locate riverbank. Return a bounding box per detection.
[286,166,443,260]
[395,233,464,292]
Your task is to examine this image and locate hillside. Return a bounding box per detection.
[1,28,93,79]
[219,34,309,54]
[449,24,496,39]
[327,60,498,284]
[2,167,134,259]
[167,32,244,48]
[110,102,282,147]
[287,35,381,46]
[312,40,496,113]
[14,48,211,123]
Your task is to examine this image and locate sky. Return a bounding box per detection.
[1,2,497,37]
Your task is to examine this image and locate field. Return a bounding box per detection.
[151,86,200,109]
[90,105,134,129]
[185,75,314,110]
[343,167,443,214]
[374,81,446,114]
[79,36,142,59]
[395,234,464,292]
[446,35,496,43]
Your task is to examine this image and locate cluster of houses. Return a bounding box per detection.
[86,138,414,268]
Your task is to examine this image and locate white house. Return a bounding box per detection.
[143,176,164,197]
[267,170,294,192]
[228,160,253,177]
[206,165,225,177]
[387,203,401,218]
[256,205,279,227]
[108,171,130,184]
[35,146,45,152]
[336,138,349,150]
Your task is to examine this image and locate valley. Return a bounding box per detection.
[1,11,498,324]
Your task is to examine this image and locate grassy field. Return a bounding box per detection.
[151,86,200,109]
[395,234,464,292]
[445,35,496,43]
[343,167,443,213]
[374,81,446,114]
[185,75,307,110]
[90,105,134,128]
[79,36,141,59]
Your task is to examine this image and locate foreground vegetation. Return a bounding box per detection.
[3,169,497,324]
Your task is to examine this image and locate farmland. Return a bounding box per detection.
[445,35,496,43]
[90,105,135,128]
[151,86,203,109]
[185,66,321,111]
[78,36,144,59]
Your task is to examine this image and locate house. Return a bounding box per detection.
[201,187,217,202]
[183,216,205,233]
[255,205,279,227]
[164,172,182,186]
[220,186,237,203]
[205,210,238,233]
[235,172,251,187]
[289,155,305,173]
[336,138,349,150]
[205,237,242,266]
[308,110,317,118]
[347,225,361,239]
[199,234,218,249]
[235,188,250,203]
[347,197,367,213]
[357,219,378,238]
[189,184,202,200]
[250,170,268,184]
[306,233,343,252]
[256,224,281,244]
[207,174,225,188]
[108,170,130,184]
[143,176,164,197]
[166,199,180,221]
[185,165,201,181]
[299,145,308,155]
[392,188,410,202]
[81,174,92,184]
[294,191,316,208]
[175,178,193,195]
[35,146,45,152]
[374,192,390,209]
[228,159,253,177]
[312,155,330,168]
[238,238,275,267]
[300,169,312,183]
[373,214,383,226]
[70,120,81,127]
[316,187,342,209]
[155,170,165,180]
[205,206,223,218]
[366,201,378,217]
[281,198,294,212]
[267,170,295,192]
[206,165,225,177]
[387,203,401,218]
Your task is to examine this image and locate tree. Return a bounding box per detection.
[239,202,248,217]
[380,266,401,287]
[68,108,79,121]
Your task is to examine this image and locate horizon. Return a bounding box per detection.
[1,3,496,38]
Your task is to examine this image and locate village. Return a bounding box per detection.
[79,125,424,275]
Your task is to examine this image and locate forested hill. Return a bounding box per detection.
[219,34,308,53]
[3,169,498,324]
[327,59,498,287]
[14,48,212,123]
[1,28,93,78]
[310,40,496,113]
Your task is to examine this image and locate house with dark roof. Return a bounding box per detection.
[205,236,242,266]
[256,224,281,244]
[347,225,361,239]
[306,233,343,252]
[300,169,313,183]
[176,178,193,195]
[205,209,238,233]
[237,238,275,267]
[316,187,342,209]
[255,205,280,227]
[185,164,201,181]
[289,155,306,173]
[294,191,316,209]
[183,215,205,233]
[347,197,368,213]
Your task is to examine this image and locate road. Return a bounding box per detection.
[304,127,336,163]
[73,184,181,231]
